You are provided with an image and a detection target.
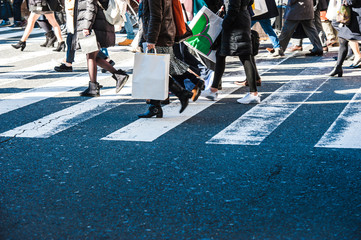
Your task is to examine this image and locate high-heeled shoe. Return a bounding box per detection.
[11,41,26,51]
[328,65,343,77]
[53,41,66,52]
[138,104,163,118]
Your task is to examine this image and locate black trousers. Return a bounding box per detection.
[212,54,258,93]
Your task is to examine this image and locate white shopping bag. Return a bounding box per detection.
[185,6,223,63]
[252,0,268,17]
[132,50,170,100]
[326,0,342,20]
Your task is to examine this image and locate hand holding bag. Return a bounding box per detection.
[79,31,100,54]
[132,49,170,100]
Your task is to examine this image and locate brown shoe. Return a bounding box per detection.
[266,47,275,53]
[287,45,303,52]
[234,79,261,86]
[118,39,133,46]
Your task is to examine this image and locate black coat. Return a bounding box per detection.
[204,0,224,13]
[142,0,176,47]
[74,0,115,48]
[252,0,279,20]
[333,0,361,40]
[219,0,253,57]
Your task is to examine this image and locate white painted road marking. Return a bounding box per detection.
[207,69,330,145]
[0,87,132,138]
[315,87,361,149]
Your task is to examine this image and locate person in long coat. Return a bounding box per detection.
[203,0,261,104]
[329,0,361,76]
[74,0,129,96]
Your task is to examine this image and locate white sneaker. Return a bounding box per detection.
[237,93,261,104]
[271,48,284,57]
[201,88,218,101]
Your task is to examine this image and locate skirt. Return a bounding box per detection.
[155,46,189,76]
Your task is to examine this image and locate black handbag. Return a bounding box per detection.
[47,0,63,12]
[251,29,260,56]
[0,0,13,19]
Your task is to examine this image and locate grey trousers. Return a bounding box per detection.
[279,19,323,52]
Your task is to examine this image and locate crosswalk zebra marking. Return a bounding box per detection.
[0,87,133,138]
[315,87,361,149]
[0,28,44,40]
[207,68,331,145]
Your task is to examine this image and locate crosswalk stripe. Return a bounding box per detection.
[0,73,89,115]
[207,68,330,145]
[101,52,299,142]
[101,79,240,142]
[0,50,56,65]
[0,28,44,40]
[0,87,132,138]
[315,87,361,149]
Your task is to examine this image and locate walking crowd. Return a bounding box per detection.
[1,0,361,118]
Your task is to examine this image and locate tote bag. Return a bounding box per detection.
[132,50,170,100]
[79,32,99,54]
[326,0,342,20]
[252,0,268,17]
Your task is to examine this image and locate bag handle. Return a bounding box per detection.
[96,0,105,10]
[145,47,157,55]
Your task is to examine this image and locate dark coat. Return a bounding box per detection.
[142,0,176,47]
[333,0,361,40]
[204,0,224,13]
[284,0,314,20]
[74,0,115,48]
[252,0,279,20]
[219,0,253,57]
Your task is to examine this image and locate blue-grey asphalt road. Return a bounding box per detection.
[1,26,361,239]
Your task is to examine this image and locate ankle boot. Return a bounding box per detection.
[169,78,192,113]
[11,41,26,51]
[53,41,66,52]
[80,81,102,97]
[138,104,163,118]
[329,65,343,77]
[112,69,129,93]
[46,31,57,47]
[40,31,55,47]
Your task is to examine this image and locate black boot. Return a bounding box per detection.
[53,41,66,52]
[169,78,192,113]
[11,41,26,51]
[46,31,57,48]
[138,103,163,118]
[40,31,55,47]
[112,69,129,93]
[80,81,102,97]
[329,65,343,77]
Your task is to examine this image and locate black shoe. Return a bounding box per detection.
[54,63,73,72]
[80,81,102,97]
[169,78,192,113]
[138,104,163,118]
[305,51,323,56]
[328,65,343,77]
[11,41,26,51]
[112,69,129,93]
[53,41,66,52]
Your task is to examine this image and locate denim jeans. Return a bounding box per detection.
[251,19,280,49]
[124,12,135,40]
[66,33,75,63]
